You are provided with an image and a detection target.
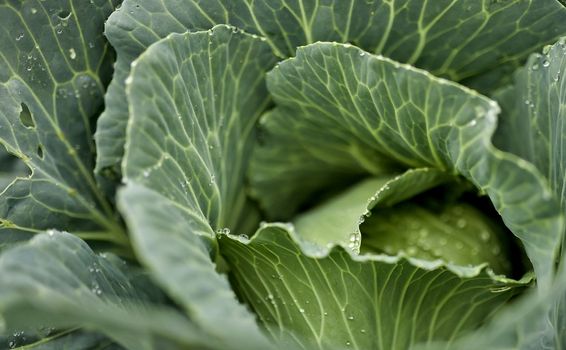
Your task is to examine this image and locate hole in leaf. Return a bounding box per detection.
[57,10,71,20]
[19,103,35,128]
[36,145,43,159]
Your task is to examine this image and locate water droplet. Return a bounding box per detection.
[15,33,24,41]
[532,63,539,71]
[68,48,76,60]
[348,316,354,321]
[360,329,366,334]
[88,41,95,49]
[480,231,490,242]
[542,60,550,68]
[239,234,248,240]
[31,8,37,14]
[143,170,150,178]
[359,52,366,57]
[299,308,305,313]
[467,119,477,127]
[346,341,352,346]
[456,219,467,228]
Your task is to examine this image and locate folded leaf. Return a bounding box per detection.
[118,26,277,349]
[0,0,125,246]
[119,184,273,350]
[293,169,453,253]
[122,25,276,233]
[250,43,563,287]
[219,224,529,350]
[0,231,214,350]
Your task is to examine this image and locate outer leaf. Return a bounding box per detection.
[1,330,119,350]
[494,38,566,219]
[97,0,566,179]
[0,231,214,350]
[250,43,563,287]
[0,0,125,245]
[118,26,276,349]
[219,224,529,350]
[118,184,273,350]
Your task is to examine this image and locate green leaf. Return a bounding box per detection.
[250,42,563,287]
[118,184,273,350]
[418,264,566,350]
[0,146,28,192]
[0,0,126,246]
[122,25,276,234]
[1,330,119,350]
[494,38,566,220]
[97,0,566,181]
[0,231,213,350]
[118,26,277,349]
[293,168,453,253]
[219,224,530,350]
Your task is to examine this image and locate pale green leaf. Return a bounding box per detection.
[97,0,566,180]
[0,0,125,245]
[219,224,530,350]
[293,168,453,253]
[250,43,563,287]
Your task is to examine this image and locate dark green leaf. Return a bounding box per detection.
[0,0,125,246]
[0,231,212,350]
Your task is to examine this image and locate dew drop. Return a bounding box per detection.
[480,231,490,242]
[15,33,24,41]
[348,316,354,321]
[542,60,550,68]
[68,48,77,60]
[299,308,305,313]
